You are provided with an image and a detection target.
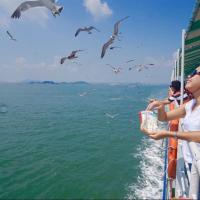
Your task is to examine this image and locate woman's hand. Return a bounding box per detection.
[140,125,169,140]
[148,98,157,103]
[146,100,164,111]
[149,131,169,140]
[140,125,153,136]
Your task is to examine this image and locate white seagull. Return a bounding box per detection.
[106,64,122,74]
[79,92,88,97]
[128,65,137,71]
[75,26,100,37]
[101,36,115,58]
[126,59,135,63]
[6,31,17,41]
[101,16,129,58]
[113,16,130,38]
[11,0,63,19]
[136,63,155,71]
[135,64,149,72]
[104,112,119,119]
[60,50,84,65]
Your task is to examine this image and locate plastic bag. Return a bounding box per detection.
[139,110,168,132]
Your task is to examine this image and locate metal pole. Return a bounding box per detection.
[177,49,180,80]
[171,68,174,81]
[175,60,177,80]
[162,138,168,200]
[180,30,186,105]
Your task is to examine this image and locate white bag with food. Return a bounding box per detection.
[139,111,168,132]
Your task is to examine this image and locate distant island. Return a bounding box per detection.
[21,80,90,85]
[28,81,59,84]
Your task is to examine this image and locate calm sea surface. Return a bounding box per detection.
[0,83,166,199]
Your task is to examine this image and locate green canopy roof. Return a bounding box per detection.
[184,0,200,77]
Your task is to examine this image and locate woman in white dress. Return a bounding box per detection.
[141,66,200,199]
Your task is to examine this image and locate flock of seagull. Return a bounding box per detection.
[6,0,156,75]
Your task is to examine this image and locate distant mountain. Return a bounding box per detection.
[21,80,58,84]
[20,80,89,85]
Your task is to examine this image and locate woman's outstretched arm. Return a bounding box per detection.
[157,103,186,121]
[141,128,200,143]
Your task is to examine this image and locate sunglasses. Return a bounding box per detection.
[188,69,200,78]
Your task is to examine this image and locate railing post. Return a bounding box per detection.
[180,30,186,105]
[177,49,180,81]
[162,138,168,200]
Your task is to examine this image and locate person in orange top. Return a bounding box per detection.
[146,80,188,110]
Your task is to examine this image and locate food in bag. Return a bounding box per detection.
[139,111,168,132]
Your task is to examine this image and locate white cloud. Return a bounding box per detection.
[83,0,113,20]
[0,0,49,27]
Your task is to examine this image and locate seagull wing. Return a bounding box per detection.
[105,113,113,118]
[6,31,13,39]
[113,114,119,118]
[101,37,114,58]
[11,1,45,19]
[113,16,130,36]
[70,50,83,57]
[90,26,100,32]
[60,57,67,64]
[126,59,135,63]
[75,28,84,37]
[70,51,77,57]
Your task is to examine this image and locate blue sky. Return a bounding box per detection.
[0,0,196,83]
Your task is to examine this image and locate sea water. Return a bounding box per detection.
[0,83,167,199]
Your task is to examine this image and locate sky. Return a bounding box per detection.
[0,0,196,84]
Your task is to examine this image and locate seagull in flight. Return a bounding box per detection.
[147,63,155,66]
[11,0,63,19]
[79,92,88,97]
[101,36,115,58]
[128,66,136,71]
[113,16,130,38]
[0,103,8,114]
[101,16,129,58]
[106,64,122,74]
[60,50,84,65]
[104,112,119,119]
[135,64,149,72]
[6,31,17,41]
[75,26,100,37]
[135,63,155,71]
[126,59,135,63]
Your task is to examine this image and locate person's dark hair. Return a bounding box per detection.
[170,80,181,92]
